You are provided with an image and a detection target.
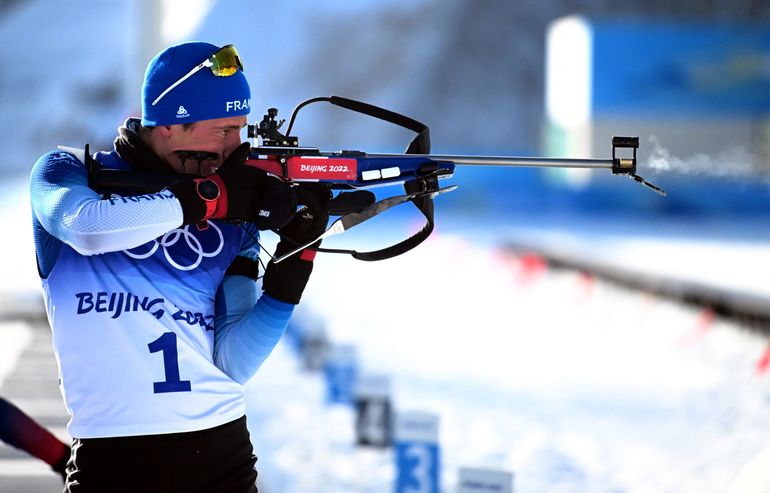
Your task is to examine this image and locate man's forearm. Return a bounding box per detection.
[213,276,294,384]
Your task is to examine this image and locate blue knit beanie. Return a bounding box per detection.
[141,41,251,126]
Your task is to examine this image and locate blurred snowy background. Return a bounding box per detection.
[2,1,770,492]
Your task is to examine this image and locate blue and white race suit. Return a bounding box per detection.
[30,148,293,439]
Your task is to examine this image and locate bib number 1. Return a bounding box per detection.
[148,332,191,393]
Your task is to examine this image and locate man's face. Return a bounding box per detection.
[155,115,248,175]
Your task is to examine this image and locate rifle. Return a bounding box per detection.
[87,95,665,263]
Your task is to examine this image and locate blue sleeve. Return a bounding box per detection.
[236,222,261,262]
[213,276,294,384]
[29,150,183,256]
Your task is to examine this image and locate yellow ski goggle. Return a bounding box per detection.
[152,44,244,106]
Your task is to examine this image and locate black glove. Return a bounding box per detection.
[262,184,332,304]
[168,142,297,230]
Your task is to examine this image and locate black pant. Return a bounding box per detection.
[64,416,258,493]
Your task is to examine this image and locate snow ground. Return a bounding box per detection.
[242,211,770,493]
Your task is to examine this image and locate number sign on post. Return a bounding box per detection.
[457,467,514,493]
[394,411,440,493]
[300,323,329,373]
[355,374,393,447]
[323,344,358,405]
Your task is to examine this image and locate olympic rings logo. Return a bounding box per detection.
[123,223,224,271]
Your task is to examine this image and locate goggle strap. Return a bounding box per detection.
[151,60,213,106]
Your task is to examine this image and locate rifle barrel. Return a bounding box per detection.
[369,153,614,169]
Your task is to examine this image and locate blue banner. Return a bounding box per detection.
[592,21,770,116]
